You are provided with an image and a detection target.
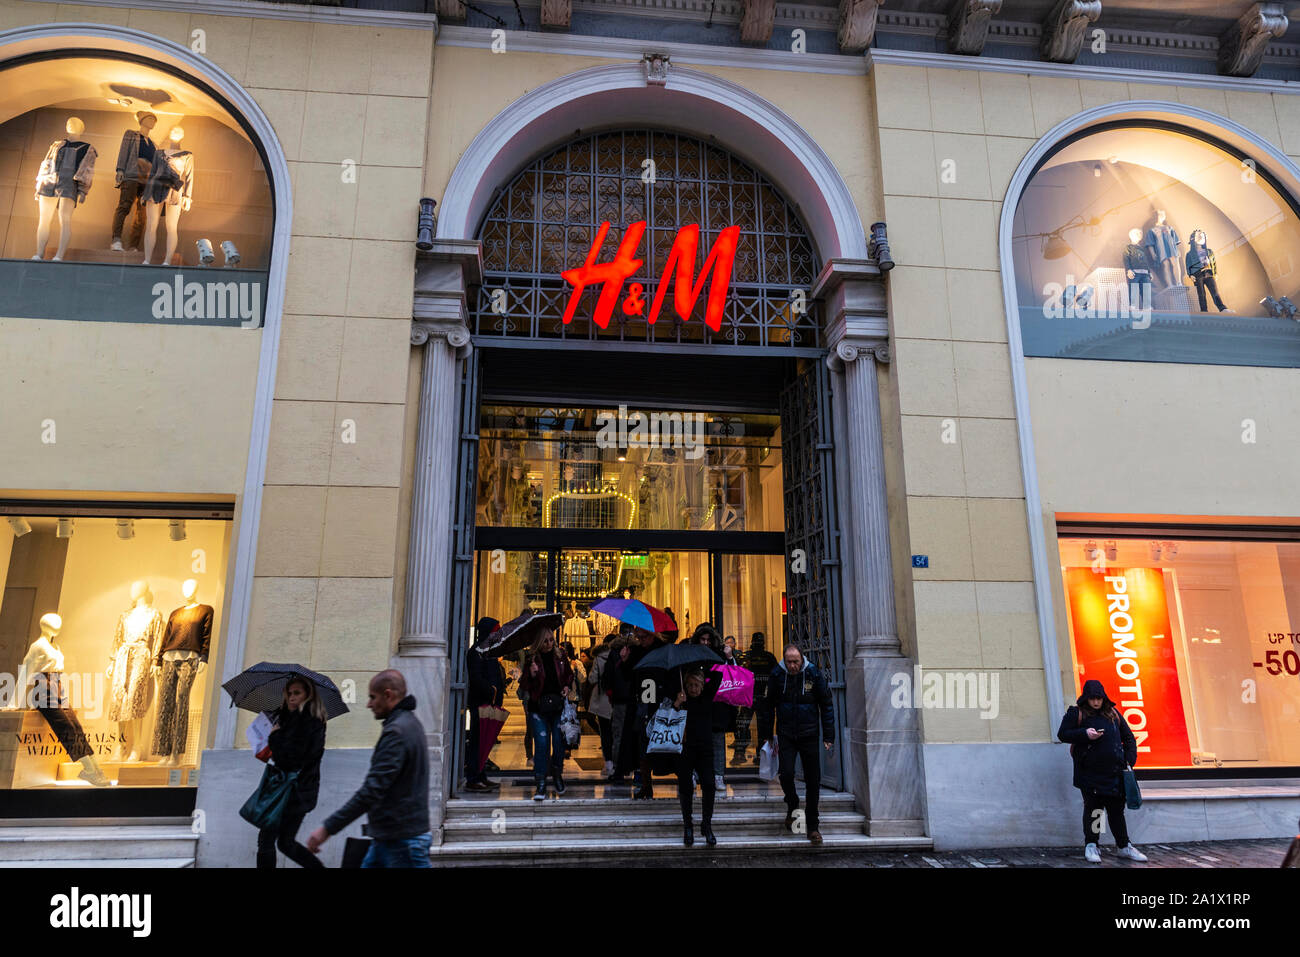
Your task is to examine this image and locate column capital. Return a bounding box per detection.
[826,336,890,371]
[814,258,889,355]
[411,319,472,351]
[414,238,482,325]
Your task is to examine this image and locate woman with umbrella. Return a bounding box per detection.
[517,626,573,801]
[672,667,723,846]
[223,662,348,869]
[256,676,328,869]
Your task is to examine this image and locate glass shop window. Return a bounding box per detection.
[0,513,230,789]
[1058,533,1300,770]
[1013,123,1300,368]
[0,53,273,326]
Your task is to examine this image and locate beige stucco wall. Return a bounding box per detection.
[875,61,1300,747]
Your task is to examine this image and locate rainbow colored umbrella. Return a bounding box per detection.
[591,597,676,634]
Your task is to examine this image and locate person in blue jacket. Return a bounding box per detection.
[759,644,834,845]
[1058,678,1147,864]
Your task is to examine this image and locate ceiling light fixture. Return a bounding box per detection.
[7,517,31,537]
[116,518,135,540]
[168,519,187,542]
[56,518,74,538]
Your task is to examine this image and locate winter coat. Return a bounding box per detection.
[518,650,573,712]
[759,658,834,744]
[588,649,613,719]
[267,706,325,814]
[1057,692,1138,796]
[1185,243,1217,278]
[672,670,723,750]
[323,695,429,841]
[467,648,505,708]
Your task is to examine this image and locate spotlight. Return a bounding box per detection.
[1279,296,1298,319]
[221,241,241,267]
[1093,163,1102,178]
[56,518,74,538]
[1260,296,1282,318]
[1074,285,1094,310]
[1104,540,1118,561]
[1149,541,1163,561]
[196,238,215,265]
[168,519,187,542]
[7,517,31,537]
[1163,540,1178,558]
[1083,540,1100,562]
[417,197,438,251]
[868,222,894,272]
[116,519,135,540]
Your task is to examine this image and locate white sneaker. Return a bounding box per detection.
[1118,844,1148,862]
[714,774,725,791]
[1084,843,1101,863]
[111,239,124,252]
[31,254,42,260]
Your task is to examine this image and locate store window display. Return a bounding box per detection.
[0,513,228,790]
[110,110,157,253]
[31,116,97,262]
[1013,122,1300,367]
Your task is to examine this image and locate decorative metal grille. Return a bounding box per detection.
[779,359,844,789]
[473,129,823,348]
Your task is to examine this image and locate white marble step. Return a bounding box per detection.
[0,857,194,868]
[443,809,868,842]
[447,790,858,817]
[431,832,929,863]
[0,826,198,863]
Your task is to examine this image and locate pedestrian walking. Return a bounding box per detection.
[739,632,777,765]
[1058,678,1148,864]
[672,668,724,847]
[518,626,573,801]
[588,634,617,776]
[464,616,504,792]
[306,670,431,868]
[256,676,327,869]
[759,644,834,845]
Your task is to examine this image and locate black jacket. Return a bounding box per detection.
[759,660,834,743]
[323,696,430,841]
[673,670,723,751]
[1057,693,1138,795]
[467,648,506,708]
[267,707,326,814]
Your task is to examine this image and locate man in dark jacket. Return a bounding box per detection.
[307,670,431,867]
[759,644,834,845]
[1058,678,1147,863]
[464,616,504,791]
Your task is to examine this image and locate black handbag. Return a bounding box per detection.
[538,693,565,717]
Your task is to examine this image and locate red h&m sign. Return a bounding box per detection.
[562,221,740,331]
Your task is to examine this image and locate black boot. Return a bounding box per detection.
[701,821,716,846]
[683,823,694,847]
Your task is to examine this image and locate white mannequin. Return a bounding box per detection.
[142,126,190,266]
[111,580,155,763]
[15,613,110,786]
[33,117,88,262]
[156,578,206,767]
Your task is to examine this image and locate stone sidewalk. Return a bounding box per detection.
[613,837,1295,867]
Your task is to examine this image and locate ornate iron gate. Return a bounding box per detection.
[445,350,482,797]
[779,359,846,790]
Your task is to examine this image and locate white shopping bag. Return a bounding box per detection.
[246,711,275,762]
[758,740,779,781]
[645,701,686,754]
[559,700,581,748]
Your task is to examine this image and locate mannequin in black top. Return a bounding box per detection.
[673,668,724,846]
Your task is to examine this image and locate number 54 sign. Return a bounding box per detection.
[562,221,740,331]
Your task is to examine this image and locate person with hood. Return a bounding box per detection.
[693,623,734,793]
[518,627,573,801]
[671,667,724,846]
[741,632,778,765]
[307,670,431,867]
[256,676,327,869]
[759,644,834,845]
[464,616,504,792]
[604,629,639,784]
[1058,678,1148,863]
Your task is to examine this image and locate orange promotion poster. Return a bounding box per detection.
[1064,567,1192,767]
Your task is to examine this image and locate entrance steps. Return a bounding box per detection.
[434,779,930,865]
[0,820,197,867]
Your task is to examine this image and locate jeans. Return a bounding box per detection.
[257,807,325,869]
[528,710,565,785]
[677,739,716,825]
[361,831,433,868]
[712,731,726,779]
[733,707,752,753]
[1192,272,1227,312]
[1082,788,1130,847]
[777,734,823,832]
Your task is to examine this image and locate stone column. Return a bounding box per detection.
[815,259,927,837]
[401,240,480,838]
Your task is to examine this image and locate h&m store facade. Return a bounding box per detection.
[0,0,1298,864]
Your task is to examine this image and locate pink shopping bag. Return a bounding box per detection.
[712,664,754,707]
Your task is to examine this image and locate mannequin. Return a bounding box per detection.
[1123,227,1153,312]
[1184,228,1231,314]
[141,126,194,266]
[107,580,164,762]
[1145,209,1182,289]
[15,614,109,786]
[153,579,212,766]
[111,111,158,252]
[32,116,98,262]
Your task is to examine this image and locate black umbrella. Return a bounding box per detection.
[477,611,565,659]
[634,642,723,672]
[222,662,350,720]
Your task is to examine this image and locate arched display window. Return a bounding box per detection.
[0,52,275,326]
[1011,121,1300,367]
